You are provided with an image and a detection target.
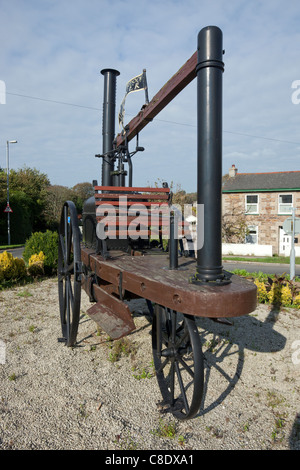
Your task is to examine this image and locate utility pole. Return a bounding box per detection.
[6,140,17,245]
[290,207,296,280]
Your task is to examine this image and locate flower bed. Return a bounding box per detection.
[254,275,300,309]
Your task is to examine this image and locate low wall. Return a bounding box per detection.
[222,243,273,257]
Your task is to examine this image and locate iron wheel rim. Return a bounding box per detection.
[152,305,204,420]
[58,201,81,347]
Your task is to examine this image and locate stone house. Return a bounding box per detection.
[222,165,300,256]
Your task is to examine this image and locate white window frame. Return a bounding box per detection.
[278,193,293,215]
[245,225,258,244]
[245,194,259,214]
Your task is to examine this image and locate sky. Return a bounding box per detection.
[1,0,300,194]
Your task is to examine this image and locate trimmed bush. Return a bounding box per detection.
[23,230,58,275]
[27,251,45,277]
[14,257,27,278]
[0,251,17,280]
[0,251,26,280]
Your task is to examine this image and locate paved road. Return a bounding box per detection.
[0,247,25,258]
[223,260,300,277]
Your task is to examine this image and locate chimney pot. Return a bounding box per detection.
[229,164,238,177]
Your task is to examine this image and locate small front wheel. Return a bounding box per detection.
[58,201,82,346]
[152,305,204,420]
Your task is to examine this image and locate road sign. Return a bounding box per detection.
[283,216,300,235]
[3,204,13,213]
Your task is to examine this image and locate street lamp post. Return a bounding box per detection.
[6,140,17,245]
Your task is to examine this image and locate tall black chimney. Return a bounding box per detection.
[100,68,120,186]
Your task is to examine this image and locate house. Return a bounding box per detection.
[222,165,300,256]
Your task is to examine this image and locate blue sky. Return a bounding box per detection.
[1,0,300,193]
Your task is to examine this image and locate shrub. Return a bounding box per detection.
[23,230,58,275]
[281,285,293,306]
[0,251,16,280]
[267,284,282,306]
[0,251,26,280]
[14,257,27,278]
[254,279,268,303]
[294,294,300,308]
[253,274,299,308]
[27,251,45,277]
[28,251,45,266]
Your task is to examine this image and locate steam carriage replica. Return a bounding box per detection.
[58,26,257,420]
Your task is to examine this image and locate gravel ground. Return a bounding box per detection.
[0,277,299,451]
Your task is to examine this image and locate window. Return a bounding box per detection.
[245,194,259,214]
[245,225,258,244]
[278,194,293,214]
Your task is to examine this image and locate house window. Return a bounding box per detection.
[245,194,259,214]
[278,194,293,214]
[245,225,258,244]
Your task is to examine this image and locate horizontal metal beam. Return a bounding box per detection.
[115,51,197,147]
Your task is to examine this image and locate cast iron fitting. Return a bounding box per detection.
[196,26,224,73]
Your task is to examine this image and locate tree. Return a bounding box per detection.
[222,205,249,243]
[72,182,94,202]
[43,183,91,229]
[0,166,50,243]
[43,185,76,230]
[72,182,94,214]
[4,166,50,232]
[0,190,32,244]
[0,166,96,243]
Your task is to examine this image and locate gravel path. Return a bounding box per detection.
[0,277,299,450]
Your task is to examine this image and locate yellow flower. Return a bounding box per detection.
[293,294,300,308]
[281,285,292,306]
[254,279,268,303]
[267,284,282,305]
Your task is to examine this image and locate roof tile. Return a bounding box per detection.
[223,171,300,192]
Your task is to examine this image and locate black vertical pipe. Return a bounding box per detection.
[169,211,178,270]
[195,26,228,283]
[100,68,120,186]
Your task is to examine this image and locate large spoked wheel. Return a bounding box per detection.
[152,305,204,420]
[58,201,82,347]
